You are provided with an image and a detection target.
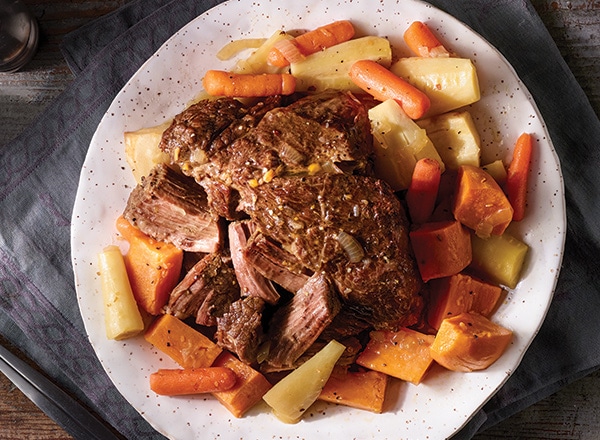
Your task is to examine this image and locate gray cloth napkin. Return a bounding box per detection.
[1,0,598,439]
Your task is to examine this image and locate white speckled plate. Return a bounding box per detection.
[71,0,566,439]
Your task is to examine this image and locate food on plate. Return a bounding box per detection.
[470,232,529,289]
[409,220,472,282]
[99,18,534,422]
[290,36,392,92]
[368,98,444,191]
[115,215,183,315]
[506,132,534,221]
[453,164,514,238]
[97,245,145,340]
[202,70,297,97]
[318,366,389,413]
[390,56,480,117]
[268,20,356,67]
[356,327,435,385]
[349,59,431,119]
[429,312,513,372]
[403,20,450,58]
[262,340,346,423]
[149,366,237,395]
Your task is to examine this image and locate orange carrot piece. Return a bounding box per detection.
[149,367,237,396]
[349,59,430,119]
[406,157,442,224]
[144,314,223,368]
[505,133,534,221]
[427,273,503,330]
[403,21,449,57]
[202,70,296,97]
[430,312,513,372]
[356,328,435,385]
[409,220,472,282]
[116,216,183,315]
[267,20,355,67]
[211,352,272,418]
[453,165,514,238]
[318,366,389,413]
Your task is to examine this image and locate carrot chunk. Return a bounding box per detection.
[406,157,442,224]
[202,70,296,97]
[409,220,472,282]
[144,314,223,369]
[453,165,514,238]
[403,21,449,57]
[211,352,272,418]
[318,366,389,413]
[267,20,355,67]
[427,273,503,330]
[149,367,237,395]
[505,133,534,221]
[430,312,513,372]
[116,216,183,315]
[349,59,430,119]
[356,328,435,385]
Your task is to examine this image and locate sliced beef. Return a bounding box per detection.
[262,272,341,372]
[246,173,423,330]
[165,252,240,326]
[228,221,280,304]
[243,231,310,294]
[215,296,265,364]
[123,163,221,253]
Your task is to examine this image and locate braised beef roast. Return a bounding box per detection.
[124,90,424,370]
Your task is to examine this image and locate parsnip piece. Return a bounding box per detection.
[262,340,346,424]
[368,99,445,191]
[390,57,480,117]
[417,110,481,169]
[291,36,392,92]
[482,159,508,185]
[233,30,292,74]
[97,245,145,340]
[124,121,171,183]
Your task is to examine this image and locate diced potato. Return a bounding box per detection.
[233,30,292,74]
[417,110,481,169]
[124,121,171,183]
[470,232,529,289]
[482,159,508,185]
[390,57,480,117]
[97,245,145,340]
[368,99,445,191]
[291,36,392,92]
[262,340,346,424]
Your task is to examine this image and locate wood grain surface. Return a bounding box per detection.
[1,1,599,439]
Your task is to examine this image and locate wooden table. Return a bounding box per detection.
[1,1,599,438]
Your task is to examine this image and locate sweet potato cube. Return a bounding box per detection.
[318,366,389,413]
[428,273,503,330]
[409,220,472,282]
[116,216,183,315]
[212,352,272,418]
[144,314,222,368]
[430,312,513,372]
[356,328,435,385]
[453,165,513,238]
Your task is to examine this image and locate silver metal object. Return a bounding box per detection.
[0,0,38,72]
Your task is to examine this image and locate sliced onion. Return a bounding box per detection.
[336,231,365,263]
[216,38,267,60]
[273,38,305,64]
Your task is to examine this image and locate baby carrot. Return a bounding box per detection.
[403,21,449,57]
[349,59,430,119]
[505,132,534,221]
[149,367,237,396]
[406,158,442,224]
[202,70,296,97]
[268,20,355,67]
